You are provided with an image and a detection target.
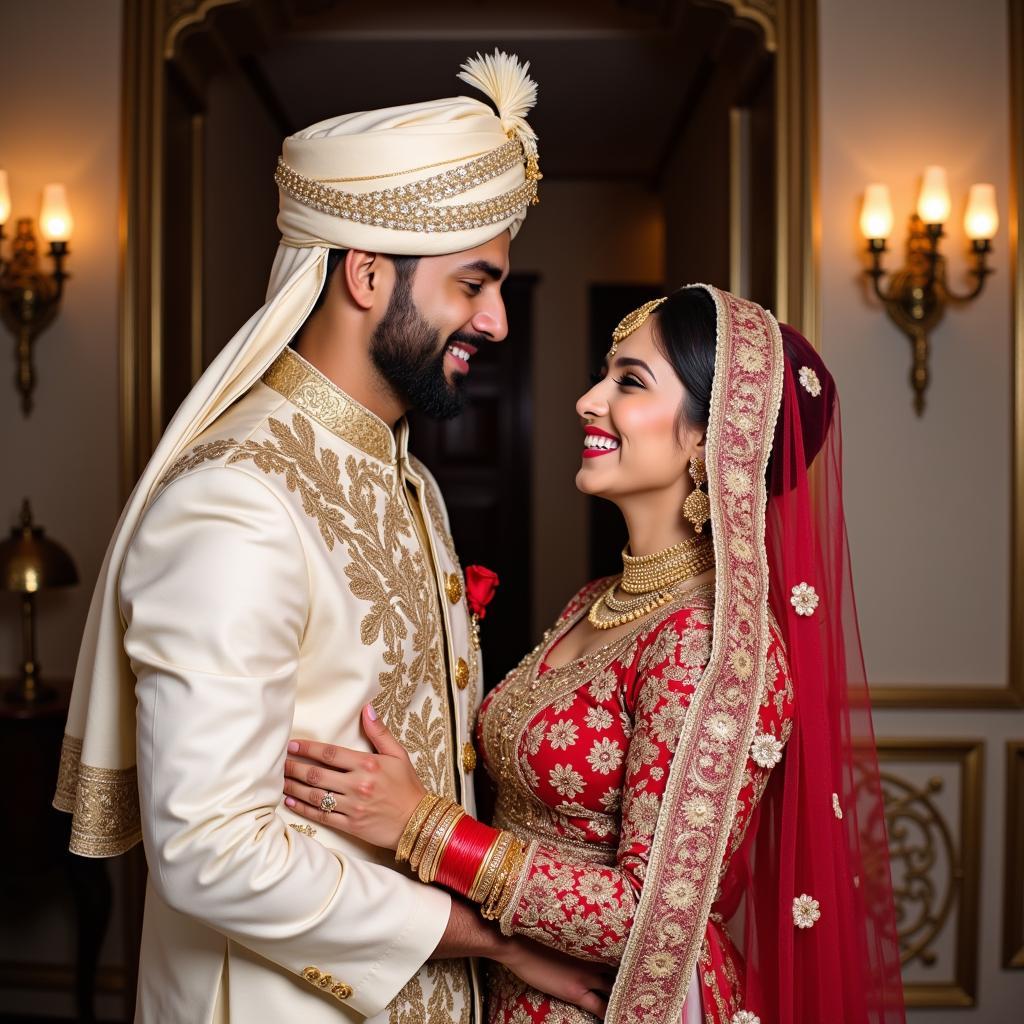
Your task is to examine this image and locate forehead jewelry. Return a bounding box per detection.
[607,296,667,359]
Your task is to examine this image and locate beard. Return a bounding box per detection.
[370,273,471,421]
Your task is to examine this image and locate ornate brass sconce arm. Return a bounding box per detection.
[0,219,70,415]
[865,216,993,415]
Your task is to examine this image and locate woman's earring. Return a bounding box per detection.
[682,457,710,533]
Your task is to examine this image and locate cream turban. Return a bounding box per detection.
[276,50,541,255]
[55,51,540,856]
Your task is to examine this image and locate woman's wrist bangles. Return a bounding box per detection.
[396,792,528,921]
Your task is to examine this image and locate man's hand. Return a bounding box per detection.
[497,937,613,1020]
[433,901,612,1019]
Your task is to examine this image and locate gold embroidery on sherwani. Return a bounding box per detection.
[159,412,453,798]
[263,346,394,462]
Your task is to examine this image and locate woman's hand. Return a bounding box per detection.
[497,936,613,1020]
[284,704,426,850]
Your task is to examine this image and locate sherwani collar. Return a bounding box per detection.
[262,347,409,465]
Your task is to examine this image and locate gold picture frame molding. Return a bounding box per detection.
[869,0,1024,710]
[876,739,984,1008]
[1005,740,1024,968]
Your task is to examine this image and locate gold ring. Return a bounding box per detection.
[319,792,337,813]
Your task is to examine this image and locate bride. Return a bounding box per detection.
[283,284,906,1024]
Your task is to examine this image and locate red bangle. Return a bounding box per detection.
[435,815,500,896]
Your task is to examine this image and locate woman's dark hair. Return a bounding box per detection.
[309,249,420,317]
[649,287,718,433]
[650,286,837,491]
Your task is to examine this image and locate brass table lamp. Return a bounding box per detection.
[0,499,78,703]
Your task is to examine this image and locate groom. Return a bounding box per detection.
[54,54,595,1022]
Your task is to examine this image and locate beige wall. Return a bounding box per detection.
[0,3,124,1018]
[510,180,664,634]
[0,0,123,680]
[820,0,1023,1016]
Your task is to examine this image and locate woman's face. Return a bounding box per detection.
[575,318,703,501]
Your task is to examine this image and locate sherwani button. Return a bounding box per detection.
[462,740,477,773]
[445,572,463,604]
[455,657,470,689]
[331,982,353,1000]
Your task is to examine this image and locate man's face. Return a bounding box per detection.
[370,232,510,420]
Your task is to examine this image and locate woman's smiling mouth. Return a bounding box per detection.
[582,425,620,458]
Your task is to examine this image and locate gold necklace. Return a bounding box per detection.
[620,535,715,593]
[589,536,716,630]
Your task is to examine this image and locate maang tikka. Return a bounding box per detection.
[683,456,710,532]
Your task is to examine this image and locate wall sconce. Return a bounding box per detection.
[860,166,997,415]
[0,173,73,416]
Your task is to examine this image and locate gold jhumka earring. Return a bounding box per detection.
[682,456,710,532]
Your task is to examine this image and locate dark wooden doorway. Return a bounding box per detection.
[408,274,536,690]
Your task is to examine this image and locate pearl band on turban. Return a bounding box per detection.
[55,51,540,856]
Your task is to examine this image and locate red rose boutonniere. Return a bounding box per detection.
[465,565,499,648]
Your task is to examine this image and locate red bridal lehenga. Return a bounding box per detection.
[473,286,905,1024]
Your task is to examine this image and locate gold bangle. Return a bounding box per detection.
[422,805,464,883]
[418,803,463,883]
[481,841,520,919]
[425,808,465,884]
[396,793,440,864]
[473,831,514,907]
[492,841,528,920]
[468,833,503,903]
[409,799,452,873]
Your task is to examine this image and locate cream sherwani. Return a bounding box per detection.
[120,347,483,1023]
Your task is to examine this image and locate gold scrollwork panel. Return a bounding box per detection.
[873,740,983,1007]
[1005,741,1024,968]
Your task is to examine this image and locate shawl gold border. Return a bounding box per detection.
[53,733,142,858]
[605,286,785,1023]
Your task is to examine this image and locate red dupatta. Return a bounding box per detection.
[606,286,905,1024]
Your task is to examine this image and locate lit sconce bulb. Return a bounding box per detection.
[964,183,998,240]
[860,183,894,240]
[0,170,10,225]
[917,165,951,225]
[39,183,73,243]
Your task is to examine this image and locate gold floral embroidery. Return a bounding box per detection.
[161,412,454,798]
[388,960,472,1024]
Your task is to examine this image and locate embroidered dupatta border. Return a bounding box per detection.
[605,287,784,1023]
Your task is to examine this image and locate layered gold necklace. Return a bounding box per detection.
[588,534,715,630]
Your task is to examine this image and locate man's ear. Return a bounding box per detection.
[342,250,388,311]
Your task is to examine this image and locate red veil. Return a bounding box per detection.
[606,289,905,1024]
[736,323,905,1022]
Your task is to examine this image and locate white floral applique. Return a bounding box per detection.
[832,792,843,820]
[792,893,821,929]
[732,1012,761,1024]
[750,733,784,769]
[799,365,822,397]
[790,582,820,617]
